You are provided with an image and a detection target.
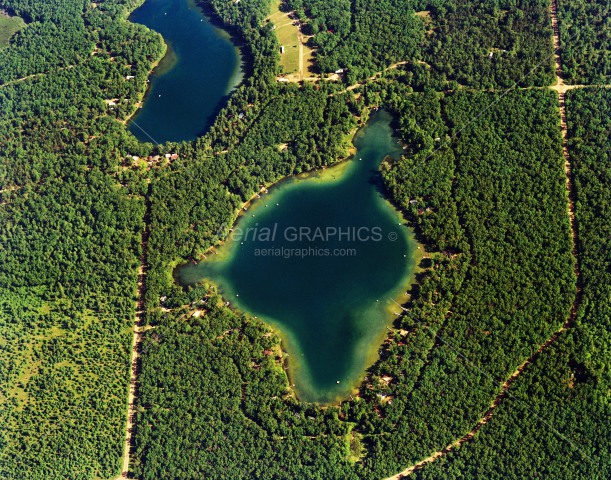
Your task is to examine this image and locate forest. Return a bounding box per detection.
[134,58,586,480]
[0,0,164,477]
[287,0,426,83]
[557,0,611,84]
[407,87,611,480]
[287,0,555,88]
[1,0,609,478]
[423,0,556,88]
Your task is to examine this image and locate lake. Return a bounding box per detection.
[128,0,243,143]
[179,111,419,403]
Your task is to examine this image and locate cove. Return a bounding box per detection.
[179,111,418,403]
[128,0,243,143]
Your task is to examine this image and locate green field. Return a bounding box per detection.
[266,0,300,75]
[275,21,299,74]
[0,13,25,48]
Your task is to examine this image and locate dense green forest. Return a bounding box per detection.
[407,87,611,480]
[0,0,163,477]
[350,86,573,478]
[558,0,611,84]
[287,0,425,83]
[1,0,608,478]
[288,0,555,88]
[424,0,555,88]
[134,52,578,479]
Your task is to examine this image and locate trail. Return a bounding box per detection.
[550,0,581,271]
[384,313,578,479]
[385,0,583,477]
[118,195,151,479]
[334,61,409,95]
[0,65,75,89]
[298,32,304,82]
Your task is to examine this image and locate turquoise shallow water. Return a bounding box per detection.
[179,111,417,403]
[128,0,242,143]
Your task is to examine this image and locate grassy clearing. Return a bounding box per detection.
[0,12,25,48]
[265,0,317,81]
[266,0,300,75]
[276,24,300,74]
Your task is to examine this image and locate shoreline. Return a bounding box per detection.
[175,108,428,405]
[123,0,247,139]
[178,118,365,266]
[121,36,168,127]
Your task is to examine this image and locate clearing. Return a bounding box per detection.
[265,0,316,82]
[0,10,25,47]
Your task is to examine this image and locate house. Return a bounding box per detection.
[335,68,344,74]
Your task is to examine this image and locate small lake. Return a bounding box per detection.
[179,111,419,403]
[128,0,243,143]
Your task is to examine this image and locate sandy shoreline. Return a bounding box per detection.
[176,108,429,405]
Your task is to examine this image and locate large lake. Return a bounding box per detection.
[128,0,243,143]
[179,111,419,403]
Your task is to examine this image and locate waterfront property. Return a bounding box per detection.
[179,111,419,403]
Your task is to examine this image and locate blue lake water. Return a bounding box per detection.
[179,111,419,403]
[128,0,243,143]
